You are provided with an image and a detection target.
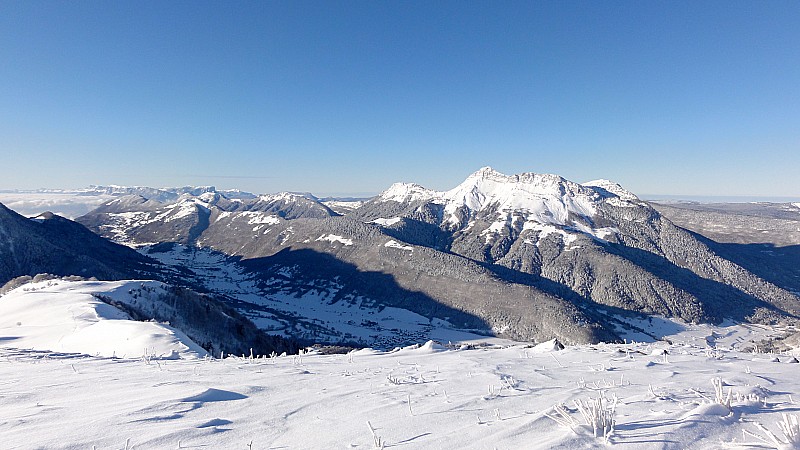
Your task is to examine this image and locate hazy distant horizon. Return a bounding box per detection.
[640,194,800,204]
[2,185,799,206]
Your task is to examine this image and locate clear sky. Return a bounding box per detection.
[2,1,799,198]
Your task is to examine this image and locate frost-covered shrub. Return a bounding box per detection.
[547,393,618,443]
[741,414,800,449]
[0,273,95,296]
[0,275,33,296]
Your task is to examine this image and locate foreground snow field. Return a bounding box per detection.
[3,329,800,449]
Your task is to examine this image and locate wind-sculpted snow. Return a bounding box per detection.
[2,321,800,449]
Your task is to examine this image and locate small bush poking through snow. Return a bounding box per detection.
[547,393,617,443]
[575,394,618,442]
[713,377,733,412]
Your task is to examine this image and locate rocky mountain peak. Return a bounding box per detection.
[378,182,436,203]
[583,179,639,201]
[439,168,606,232]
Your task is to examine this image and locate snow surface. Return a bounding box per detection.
[242,212,281,225]
[0,280,208,359]
[522,223,578,247]
[259,192,313,203]
[582,179,640,202]
[159,199,203,222]
[323,200,365,211]
[4,279,800,449]
[441,167,598,225]
[3,323,800,449]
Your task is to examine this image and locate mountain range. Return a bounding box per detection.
[59,167,800,346]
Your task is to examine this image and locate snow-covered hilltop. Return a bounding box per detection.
[0,275,298,358]
[0,279,208,358]
[379,182,438,203]
[442,167,603,223]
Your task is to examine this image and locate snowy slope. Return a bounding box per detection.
[0,279,208,358]
[2,322,800,449]
[357,168,800,327]
[322,199,365,214]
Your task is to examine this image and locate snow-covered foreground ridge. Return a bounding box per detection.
[3,326,800,449]
[0,279,208,359]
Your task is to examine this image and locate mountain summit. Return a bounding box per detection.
[367,167,639,245]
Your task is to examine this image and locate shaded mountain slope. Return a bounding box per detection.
[0,203,158,284]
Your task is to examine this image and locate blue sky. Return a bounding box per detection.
[2,1,799,198]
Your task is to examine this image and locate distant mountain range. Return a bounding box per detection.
[58,167,800,346]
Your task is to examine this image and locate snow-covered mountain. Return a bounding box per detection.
[81,185,258,201]
[366,166,633,242]
[71,168,800,347]
[78,191,336,246]
[0,185,259,219]
[354,168,800,323]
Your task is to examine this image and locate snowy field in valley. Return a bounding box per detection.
[144,245,483,348]
[3,282,800,449]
